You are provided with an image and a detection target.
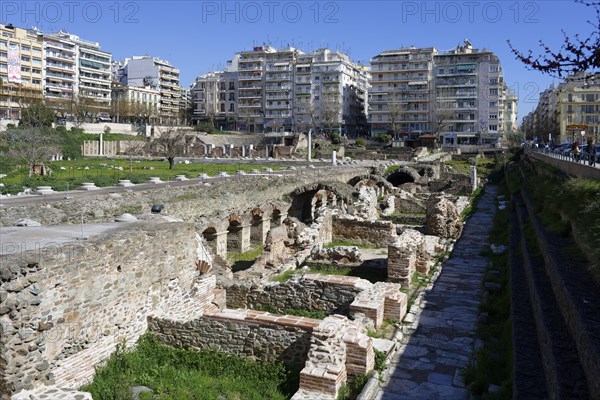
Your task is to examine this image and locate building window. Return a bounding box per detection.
[489,101,497,107]
[221,103,225,112]
[21,55,31,62]
[489,88,498,96]
[489,125,497,131]
[489,114,498,119]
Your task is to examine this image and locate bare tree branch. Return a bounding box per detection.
[508,0,600,78]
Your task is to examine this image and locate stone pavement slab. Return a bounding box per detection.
[372,186,498,400]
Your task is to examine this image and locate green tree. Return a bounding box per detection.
[20,102,55,128]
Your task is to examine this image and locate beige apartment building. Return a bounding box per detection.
[556,76,600,144]
[0,24,44,120]
[111,82,160,124]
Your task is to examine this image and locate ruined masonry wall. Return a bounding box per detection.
[148,309,320,369]
[0,221,207,397]
[226,274,372,314]
[332,218,396,247]
[0,167,370,227]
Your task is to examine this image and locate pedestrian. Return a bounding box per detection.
[586,139,595,165]
[573,140,581,161]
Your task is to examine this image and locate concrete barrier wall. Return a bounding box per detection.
[527,150,600,180]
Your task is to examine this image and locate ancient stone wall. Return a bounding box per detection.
[148,309,319,369]
[0,221,209,397]
[332,218,396,247]
[0,167,370,227]
[225,274,371,314]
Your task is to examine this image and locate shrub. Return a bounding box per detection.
[373,133,392,144]
[355,138,365,146]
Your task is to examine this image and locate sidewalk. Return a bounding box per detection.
[372,186,497,400]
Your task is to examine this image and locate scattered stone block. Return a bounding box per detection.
[116,180,134,187]
[77,182,98,191]
[34,186,54,195]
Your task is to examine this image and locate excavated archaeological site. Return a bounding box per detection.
[0,157,479,400]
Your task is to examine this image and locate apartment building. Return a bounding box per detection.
[556,75,600,143]
[114,56,181,123]
[40,31,112,118]
[193,46,369,135]
[111,81,160,123]
[295,49,369,136]
[0,24,44,119]
[369,47,436,139]
[191,70,238,129]
[434,40,505,146]
[504,88,518,136]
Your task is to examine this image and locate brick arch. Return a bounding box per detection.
[287,182,353,223]
[385,167,421,187]
[347,174,395,191]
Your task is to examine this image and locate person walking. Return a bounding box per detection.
[586,139,595,165]
[573,140,581,161]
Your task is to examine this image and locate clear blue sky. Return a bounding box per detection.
[1,0,593,122]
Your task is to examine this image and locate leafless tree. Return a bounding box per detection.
[508,0,600,78]
[2,128,60,176]
[321,96,341,134]
[121,140,146,173]
[146,127,186,169]
[388,94,404,139]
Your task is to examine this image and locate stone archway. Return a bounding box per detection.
[385,167,421,187]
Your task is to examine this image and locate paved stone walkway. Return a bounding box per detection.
[373,186,497,400]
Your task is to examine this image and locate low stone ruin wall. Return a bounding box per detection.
[148,308,319,369]
[0,221,209,398]
[332,218,396,247]
[225,274,372,314]
[293,315,374,399]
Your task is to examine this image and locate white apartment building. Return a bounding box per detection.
[113,56,181,123]
[42,31,111,116]
[434,41,505,146]
[369,47,436,139]
[192,46,369,135]
[504,88,518,136]
[296,49,369,136]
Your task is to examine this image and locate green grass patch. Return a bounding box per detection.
[229,245,264,273]
[324,240,382,249]
[337,373,373,400]
[81,334,298,400]
[367,320,397,339]
[461,187,485,221]
[252,305,327,320]
[463,187,512,399]
[0,156,284,194]
[269,269,300,283]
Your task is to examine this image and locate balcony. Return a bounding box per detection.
[45,41,76,52]
[265,74,290,81]
[266,85,291,92]
[239,73,263,80]
[46,52,76,62]
[47,63,75,72]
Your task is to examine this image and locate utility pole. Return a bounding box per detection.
[308,128,312,162]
